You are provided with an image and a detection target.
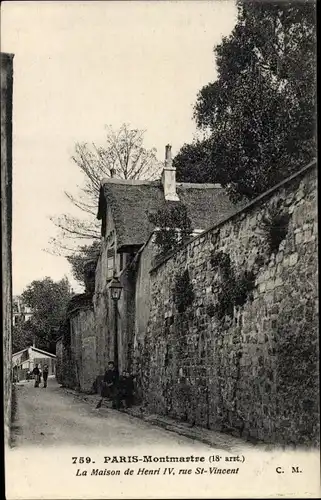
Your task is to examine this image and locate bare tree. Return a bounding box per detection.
[48,124,162,259]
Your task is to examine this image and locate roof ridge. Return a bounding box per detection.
[177,182,222,189]
[12,345,56,357]
[31,346,56,357]
[101,178,159,186]
[101,178,222,189]
[12,347,28,356]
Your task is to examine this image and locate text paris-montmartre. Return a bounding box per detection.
[103,455,207,464]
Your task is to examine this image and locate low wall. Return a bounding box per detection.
[58,295,98,392]
[55,339,63,385]
[70,306,96,392]
[139,163,318,445]
[56,323,77,389]
[61,344,77,389]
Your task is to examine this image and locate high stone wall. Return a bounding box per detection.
[138,163,318,446]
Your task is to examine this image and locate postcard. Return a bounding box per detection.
[2,1,319,498]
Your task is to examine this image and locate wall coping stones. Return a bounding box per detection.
[150,160,317,274]
[67,293,94,317]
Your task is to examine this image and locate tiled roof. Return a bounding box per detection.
[97,179,240,250]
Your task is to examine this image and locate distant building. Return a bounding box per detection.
[12,346,56,382]
[12,296,33,326]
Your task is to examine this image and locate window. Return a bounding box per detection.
[107,248,115,279]
[119,253,125,271]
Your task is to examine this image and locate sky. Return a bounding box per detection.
[1,0,237,295]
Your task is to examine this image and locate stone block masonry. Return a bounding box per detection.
[58,294,98,393]
[138,162,318,446]
[69,296,97,393]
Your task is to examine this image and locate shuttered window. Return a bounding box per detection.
[107,248,115,279]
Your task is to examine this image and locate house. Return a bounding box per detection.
[94,145,240,374]
[57,144,240,393]
[96,144,239,280]
[12,346,56,381]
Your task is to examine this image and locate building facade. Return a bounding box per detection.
[57,145,240,391]
[12,346,56,382]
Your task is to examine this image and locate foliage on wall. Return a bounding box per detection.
[275,315,319,445]
[206,304,216,318]
[61,321,71,348]
[210,251,256,320]
[67,241,100,286]
[149,204,193,257]
[261,206,292,255]
[173,269,195,314]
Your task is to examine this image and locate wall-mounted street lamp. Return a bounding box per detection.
[109,275,123,368]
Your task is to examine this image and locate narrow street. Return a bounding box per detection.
[7,378,319,499]
[11,377,212,449]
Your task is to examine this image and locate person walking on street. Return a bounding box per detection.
[43,364,49,388]
[33,364,41,388]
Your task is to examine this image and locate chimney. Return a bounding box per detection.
[161,144,179,201]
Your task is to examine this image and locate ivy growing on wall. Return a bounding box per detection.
[261,206,292,255]
[210,251,256,320]
[174,269,195,314]
[149,204,193,257]
[62,321,71,348]
[206,304,216,318]
[211,251,231,278]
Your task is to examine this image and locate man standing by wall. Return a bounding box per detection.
[96,361,119,409]
[104,361,119,408]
